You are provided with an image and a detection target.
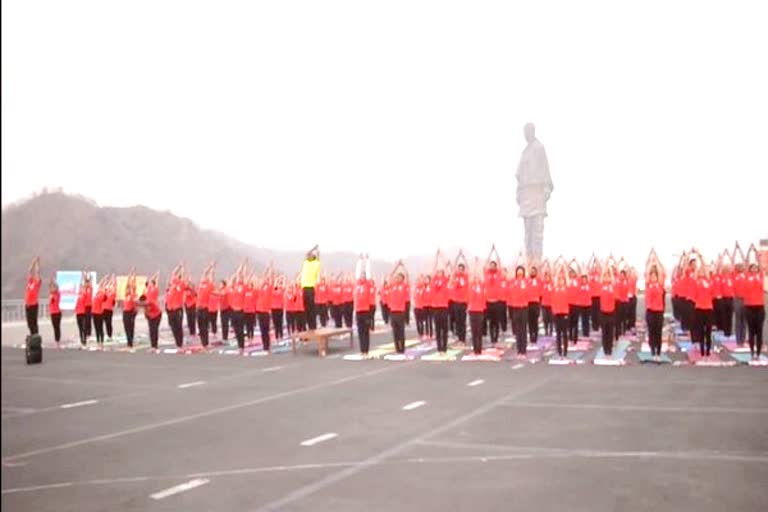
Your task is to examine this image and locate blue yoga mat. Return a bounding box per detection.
[595,340,630,360]
[637,352,672,364]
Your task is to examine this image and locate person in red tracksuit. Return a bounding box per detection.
[166,264,186,348]
[431,250,451,355]
[484,245,504,345]
[184,279,197,337]
[467,259,487,355]
[508,265,529,356]
[271,276,285,339]
[48,277,61,344]
[228,265,247,353]
[342,277,354,329]
[103,275,116,341]
[578,272,592,338]
[566,266,580,343]
[526,264,542,345]
[122,269,138,350]
[645,249,666,361]
[329,275,344,329]
[83,272,93,338]
[388,261,410,354]
[75,276,89,347]
[540,263,554,337]
[691,251,714,357]
[143,274,162,352]
[92,278,107,347]
[24,256,42,336]
[551,262,571,358]
[743,243,765,360]
[315,276,329,328]
[197,262,215,347]
[452,254,470,345]
[256,271,274,352]
[243,277,257,340]
[599,266,617,356]
[368,277,377,332]
[355,255,374,357]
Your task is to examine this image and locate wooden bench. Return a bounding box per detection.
[291,327,354,358]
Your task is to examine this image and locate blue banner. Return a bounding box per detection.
[56,271,97,311]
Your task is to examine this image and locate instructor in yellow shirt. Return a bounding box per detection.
[301,245,321,330]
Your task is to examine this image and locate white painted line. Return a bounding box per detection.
[467,379,485,387]
[300,433,338,447]
[402,401,426,411]
[150,478,209,500]
[262,366,283,373]
[59,400,99,409]
[511,363,525,370]
[177,381,206,389]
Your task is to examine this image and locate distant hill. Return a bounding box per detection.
[0,192,399,299]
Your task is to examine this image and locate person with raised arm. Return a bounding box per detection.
[430,250,451,355]
[243,272,257,341]
[452,251,470,345]
[484,244,504,345]
[92,275,108,348]
[588,254,602,333]
[141,271,162,352]
[48,274,61,345]
[526,258,543,346]
[166,263,186,347]
[121,269,137,350]
[565,260,581,344]
[82,269,94,339]
[315,272,330,328]
[388,260,410,354]
[691,250,715,357]
[368,272,377,333]
[467,257,487,355]
[24,256,42,336]
[271,273,286,339]
[300,244,321,331]
[228,260,247,354]
[74,272,89,347]
[508,252,529,356]
[354,254,374,358]
[599,262,618,356]
[101,274,116,342]
[196,262,214,347]
[614,259,630,336]
[732,242,748,345]
[743,244,765,360]
[645,249,666,361]
[717,250,735,338]
[328,273,344,329]
[575,262,592,339]
[184,275,198,338]
[413,275,426,339]
[551,259,570,358]
[341,273,354,329]
[256,264,274,352]
[540,260,554,337]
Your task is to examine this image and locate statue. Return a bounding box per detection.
[516,123,553,261]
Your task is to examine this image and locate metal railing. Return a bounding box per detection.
[2,300,51,323]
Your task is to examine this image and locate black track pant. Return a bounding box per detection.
[356,310,371,353]
[591,297,600,332]
[646,310,664,356]
[51,312,62,342]
[527,302,540,344]
[511,306,528,354]
[231,310,245,349]
[500,302,508,332]
[245,312,256,339]
[147,315,161,349]
[542,306,553,336]
[382,303,390,324]
[433,307,449,352]
[601,311,615,356]
[330,304,343,328]
[449,301,456,334]
[580,305,590,338]
[168,308,184,347]
[745,305,765,357]
[568,304,579,342]
[209,309,218,334]
[221,308,231,340]
[406,302,411,325]
[197,309,209,346]
[94,313,105,343]
[390,311,406,353]
[25,304,39,335]
[271,309,284,339]
[628,296,637,330]
[317,303,329,327]
[186,306,197,335]
[424,307,434,338]
[85,306,92,337]
[76,313,87,345]
[720,297,734,337]
[369,305,376,331]
[555,314,569,356]
[343,302,354,328]
[104,309,113,338]
[616,301,628,335]
[258,312,271,350]
[303,287,317,330]
[693,308,714,356]
[470,311,484,354]
[453,302,467,342]
[415,308,425,336]
[122,310,136,347]
[487,301,505,344]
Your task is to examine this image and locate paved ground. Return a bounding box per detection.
[2,320,767,512]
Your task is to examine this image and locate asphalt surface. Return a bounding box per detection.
[2,322,767,512]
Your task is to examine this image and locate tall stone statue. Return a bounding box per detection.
[516,123,553,261]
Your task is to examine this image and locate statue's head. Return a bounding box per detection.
[524,123,536,143]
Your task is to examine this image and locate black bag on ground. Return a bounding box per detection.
[26,334,42,364]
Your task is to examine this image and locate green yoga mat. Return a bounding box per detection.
[367,339,420,358]
[637,352,672,364]
[729,353,767,364]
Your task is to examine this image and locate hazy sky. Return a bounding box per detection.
[3,0,767,267]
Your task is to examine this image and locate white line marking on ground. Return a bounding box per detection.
[502,402,768,414]
[511,363,525,370]
[467,379,485,387]
[177,381,205,389]
[261,366,283,372]
[1,459,27,467]
[402,401,426,411]
[4,363,411,462]
[150,478,209,500]
[300,433,338,447]
[59,400,99,409]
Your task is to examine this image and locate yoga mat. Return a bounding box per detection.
[566,351,587,361]
[421,349,463,361]
[594,340,630,362]
[570,340,593,352]
[367,339,420,359]
[640,342,676,353]
[637,352,672,364]
[461,346,508,362]
[405,342,438,358]
[729,353,768,364]
[720,342,752,353]
[548,357,583,365]
[383,353,415,361]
